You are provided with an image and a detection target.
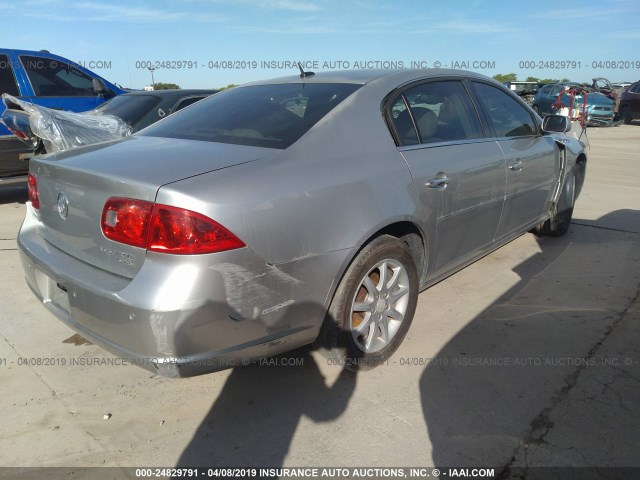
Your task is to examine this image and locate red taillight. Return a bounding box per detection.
[27,173,39,209]
[101,198,153,249]
[101,198,245,255]
[8,128,27,140]
[148,204,245,254]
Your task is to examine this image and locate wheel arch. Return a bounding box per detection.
[315,220,426,358]
[327,219,429,311]
[574,152,587,199]
[372,221,428,285]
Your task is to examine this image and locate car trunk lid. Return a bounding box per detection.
[30,135,275,278]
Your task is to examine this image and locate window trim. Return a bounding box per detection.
[382,76,488,148]
[386,93,420,146]
[0,54,20,97]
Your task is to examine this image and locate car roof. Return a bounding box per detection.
[121,89,218,98]
[240,69,496,87]
[0,48,57,55]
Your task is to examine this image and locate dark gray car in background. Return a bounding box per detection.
[18,69,587,376]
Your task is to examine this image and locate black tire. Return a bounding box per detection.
[535,172,575,237]
[317,235,418,371]
[621,106,632,125]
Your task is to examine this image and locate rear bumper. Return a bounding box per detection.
[0,135,31,180]
[18,204,346,377]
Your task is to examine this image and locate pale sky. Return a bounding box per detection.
[4,0,639,89]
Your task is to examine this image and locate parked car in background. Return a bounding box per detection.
[18,69,586,377]
[532,82,615,126]
[94,89,218,132]
[0,48,125,183]
[619,81,640,124]
[2,89,218,154]
[591,77,624,113]
[503,81,538,106]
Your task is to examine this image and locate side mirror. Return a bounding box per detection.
[542,114,571,133]
[92,78,114,98]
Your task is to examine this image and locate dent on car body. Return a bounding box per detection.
[216,262,301,324]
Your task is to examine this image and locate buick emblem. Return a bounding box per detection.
[57,192,69,219]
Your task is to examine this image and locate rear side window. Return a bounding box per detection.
[472,82,536,137]
[389,81,482,146]
[173,96,207,112]
[0,54,19,96]
[20,55,95,97]
[141,83,361,149]
[95,94,161,126]
[550,85,564,96]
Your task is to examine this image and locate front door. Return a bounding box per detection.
[470,81,559,240]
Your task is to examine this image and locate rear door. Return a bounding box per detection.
[470,81,559,240]
[388,79,506,277]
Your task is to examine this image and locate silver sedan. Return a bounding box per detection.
[18,69,587,376]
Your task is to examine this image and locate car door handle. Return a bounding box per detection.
[426,176,450,189]
[509,161,524,171]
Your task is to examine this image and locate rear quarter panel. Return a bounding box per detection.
[156,83,421,309]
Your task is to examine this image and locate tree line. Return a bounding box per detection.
[492,73,570,84]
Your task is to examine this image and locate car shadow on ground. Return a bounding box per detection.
[0,183,27,204]
[175,304,357,468]
[419,210,640,474]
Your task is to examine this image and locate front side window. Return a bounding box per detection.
[141,83,361,149]
[0,55,19,96]
[472,82,537,138]
[21,55,95,97]
[389,81,482,146]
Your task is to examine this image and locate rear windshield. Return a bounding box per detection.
[140,83,361,149]
[95,94,161,126]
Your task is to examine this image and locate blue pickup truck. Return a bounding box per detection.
[0,48,125,183]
